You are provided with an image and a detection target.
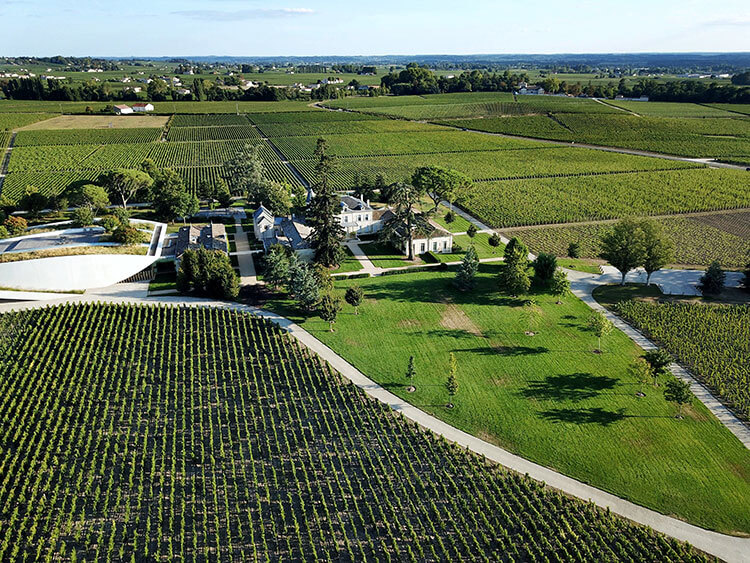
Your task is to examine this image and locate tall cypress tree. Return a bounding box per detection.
[306,138,344,267]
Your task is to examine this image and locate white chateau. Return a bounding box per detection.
[253,193,453,258]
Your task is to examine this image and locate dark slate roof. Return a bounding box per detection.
[175,223,227,257]
[339,195,372,212]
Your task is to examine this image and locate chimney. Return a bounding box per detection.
[367,199,370,207]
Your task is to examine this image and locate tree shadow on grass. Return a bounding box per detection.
[454,345,550,356]
[540,407,627,427]
[522,372,617,402]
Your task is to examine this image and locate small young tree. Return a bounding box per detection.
[444,210,455,224]
[466,224,478,239]
[550,269,570,304]
[71,206,95,228]
[629,357,653,396]
[523,299,543,335]
[664,377,693,418]
[532,253,557,285]
[499,261,531,296]
[4,216,28,236]
[640,219,674,285]
[454,245,479,291]
[599,218,646,285]
[587,311,613,353]
[488,232,502,252]
[291,264,321,313]
[318,293,342,332]
[643,349,672,385]
[344,286,364,315]
[446,352,458,398]
[263,245,290,290]
[405,355,416,381]
[567,241,581,259]
[698,261,725,295]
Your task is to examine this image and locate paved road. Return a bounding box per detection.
[0,291,748,562]
[233,220,259,285]
[599,265,745,296]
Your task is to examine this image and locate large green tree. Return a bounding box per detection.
[177,247,239,300]
[223,144,272,203]
[378,182,431,261]
[306,138,344,267]
[411,166,472,212]
[152,169,199,222]
[640,219,674,285]
[599,217,646,285]
[106,169,153,209]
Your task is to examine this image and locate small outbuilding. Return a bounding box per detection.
[132,102,155,113]
[113,104,133,115]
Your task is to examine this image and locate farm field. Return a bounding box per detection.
[15,128,163,146]
[502,211,750,269]
[707,103,750,116]
[257,119,442,138]
[290,146,699,189]
[0,112,57,130]
[615,301,750,419]
[17,114,170,130]
[458,168,750,227]
[0,303,707,561]
[606,101,737,117]
[441,113,750,160]
[265,265,750,535]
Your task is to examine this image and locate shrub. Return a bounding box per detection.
[0,225,8,239]
[568,241,581,258]
[100,215,122,233]
[178,246,239,300]
[72,206,95,228]
[112,225,147,245]
[698,261,725,295]
[533,253,558,284]
[444,210,455,224]
[4,216,27,236]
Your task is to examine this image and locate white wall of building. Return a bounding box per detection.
[0,254,159,292]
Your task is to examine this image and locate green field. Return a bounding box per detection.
[607,101,737,118]
[502,213,750,269]
[441,113,750,160]
[616,300,750,418]
[265,266,750,535]
[459,168,750,227]
[0,100,317,114]
[0,112,57,130]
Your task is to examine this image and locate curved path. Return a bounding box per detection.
[0,290,748,562]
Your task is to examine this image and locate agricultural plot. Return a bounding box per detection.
[0,303,705,561]
[442,113,750,159]
[0,100,317,114]
[607,101,736,118]
[14,128,162,146]
[177,161,301,193]
[273,130,541,160]
[0,170,102,202]
[257,119,442,138]
[707,104,750,116]
[248,110,383,124]
[170,114,252,127]
[459,168,750,227]
[503,214,750,269]
[326,92,516,109]
[166,125,261,143]
[291,146,697,189]
[0,112,56,130]
[150,140,277,168]
[266,266,750,534]
[17,114,170,130]
[616,301,750,418]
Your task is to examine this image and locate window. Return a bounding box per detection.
[420,243,425,253]
[443,241,448,249]
[357,215,361,222]
[433,242,438,251]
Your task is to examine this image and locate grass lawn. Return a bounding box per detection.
[558,258,603,274]
[361,241,424,269]
[432,232,505,263]
[148,272,177,292]
[228,238,237,253]
[265,265,750,535]
[432,209,474,233]
[332,246,365,274]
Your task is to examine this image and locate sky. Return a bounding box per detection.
[1,0,749,57]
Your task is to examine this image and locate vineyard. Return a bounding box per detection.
[256,119,440,138]
[247,110,382,124]
[458,168,750,227]
[607,101,737,118]
[502,213,750,268]
[0,303,706,561]
[289,147,698,190]
[616,301,750,418]
[170,114,252,127]
[440,113,750,159]
[272,130,540,160]
[166,125,261,143]
[0,112,56,130]
[0,170,103,203]
[176,162,301,193]
[14,128,163,146]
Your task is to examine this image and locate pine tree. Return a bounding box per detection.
[345,286,364,315]
[550,269,570,304]
[454,245,479,290]
[318,293,342,332]
[306,138,344,267]
[263,244,290,290]
[499,237,531,295]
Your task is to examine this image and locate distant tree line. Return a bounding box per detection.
[379,64,750,103]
